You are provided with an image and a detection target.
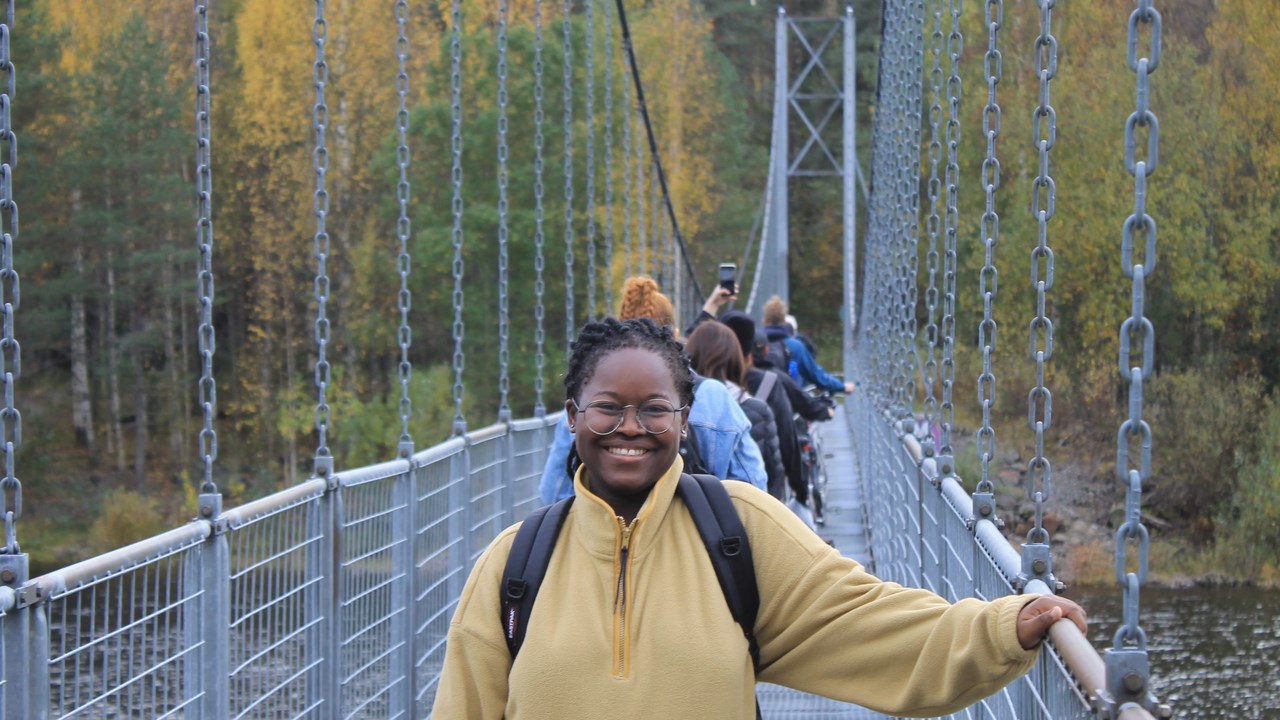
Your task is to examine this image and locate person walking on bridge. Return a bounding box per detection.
[762,294,855,395]
[433,316,1086,719]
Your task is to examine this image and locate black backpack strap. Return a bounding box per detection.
[677,473,760,670]
[501,496,575,658]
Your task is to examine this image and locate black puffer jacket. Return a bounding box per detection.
[737,394,787,501]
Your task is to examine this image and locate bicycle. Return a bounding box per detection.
[795,387,834,526]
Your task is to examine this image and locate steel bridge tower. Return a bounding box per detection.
[750,4,860,376]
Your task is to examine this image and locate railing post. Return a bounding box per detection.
[2,555,47,720]
[306,479,341,714]
[449,436,472,599]
[183,494,229,719]
[391,463,415,717]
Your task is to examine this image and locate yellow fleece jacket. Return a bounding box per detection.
[431,458,1041,719]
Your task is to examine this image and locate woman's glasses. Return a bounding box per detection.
[572,400,687,436]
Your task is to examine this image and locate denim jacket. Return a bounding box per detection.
[538,376,768,504]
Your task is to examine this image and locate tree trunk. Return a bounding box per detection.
[162,250,185,466]
[133,331,149,489]
[69,190,96,457]
[106,245,126,474]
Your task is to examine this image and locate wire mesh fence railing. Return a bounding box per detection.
[849,390,1126,720]
[3,413,559,720]
[1,399,1151,720]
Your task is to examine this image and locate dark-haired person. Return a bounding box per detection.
[432,316,1087,719]
[538,276,767,504]
[686,322,787,501]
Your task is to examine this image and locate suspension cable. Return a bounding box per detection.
[532,0,547,415]
[635,123,646,274]
[1018,0,1059,591]
[1106,0,1161,712]
[562,0,575,353]
[394,0,414,455]
[621,72,634,279]
[449,0,466,435]
[312,0,334,477]
[0,0,22,551]
[193,0,217,499]
[937,0,961,469]
[971,0,1003,526]
[601,0,616,314]
[583,0,598,321]
[922,0,944,459]
[497,0,512,423]
[611,0,703,301]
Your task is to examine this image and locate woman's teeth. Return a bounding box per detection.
[608,447,646,456]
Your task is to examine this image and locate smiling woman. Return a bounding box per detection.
[565,328,692,521]
[430,317,1089,720]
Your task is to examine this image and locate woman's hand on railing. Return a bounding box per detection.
[1016,595,1088,650]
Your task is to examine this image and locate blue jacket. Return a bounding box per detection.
[764,324,845,394]
[538,377,768,504]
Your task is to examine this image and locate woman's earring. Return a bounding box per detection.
[568,423,576,432]
[680,427,688,438]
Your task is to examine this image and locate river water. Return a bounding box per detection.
[1071,584,1280,719]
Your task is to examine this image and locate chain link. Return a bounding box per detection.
[312,0,333,476]
[395,0,414,454]
[1114,0,1159,659]
[922,0,944,457]
[192,1,217,499]
[0,0,21,551]
[622,107,633,277]
[450,0,466,435]
[583,0,597,321]
[1025,0,1058,551]
[1104,3,1161,712]
[497,0,512,422]
[974,0,1002,507]
[635,118,646,275]
[533,0,547,415]
[562,0,575,353]
[601,0,615,314]
[938,0,961,462]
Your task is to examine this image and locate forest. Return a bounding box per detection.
[8,0,1280,584]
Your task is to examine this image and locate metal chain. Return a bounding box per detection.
[562,0,575,353]
[394,0,414,455]
[622,105,634,277]
[533,0,547,415]
[1107,0,1161,712]
[922,0,944,458]
[1021,0,1059,586]
[0,0,21,551]
[450,0,466,435]
[193,1,217,498]
[583,0,597,321]
[971,0,1002,525]
[635,118,646,275]
[938,0,962,464]
[649,158,660,286]
[312,0,334,477]
[497,0,512,422]
[601,0,615,314]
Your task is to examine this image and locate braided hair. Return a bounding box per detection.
[564,317,694,407]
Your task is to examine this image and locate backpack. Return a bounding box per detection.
[501,474,762,715]
[766,337,798,382]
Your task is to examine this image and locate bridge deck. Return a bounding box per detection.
[756,405,891,719]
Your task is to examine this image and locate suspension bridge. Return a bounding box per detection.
[0,0,1177,718]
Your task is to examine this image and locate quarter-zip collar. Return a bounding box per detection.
[571,455,684,561]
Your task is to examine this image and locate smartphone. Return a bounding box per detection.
[718,263,737,296]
